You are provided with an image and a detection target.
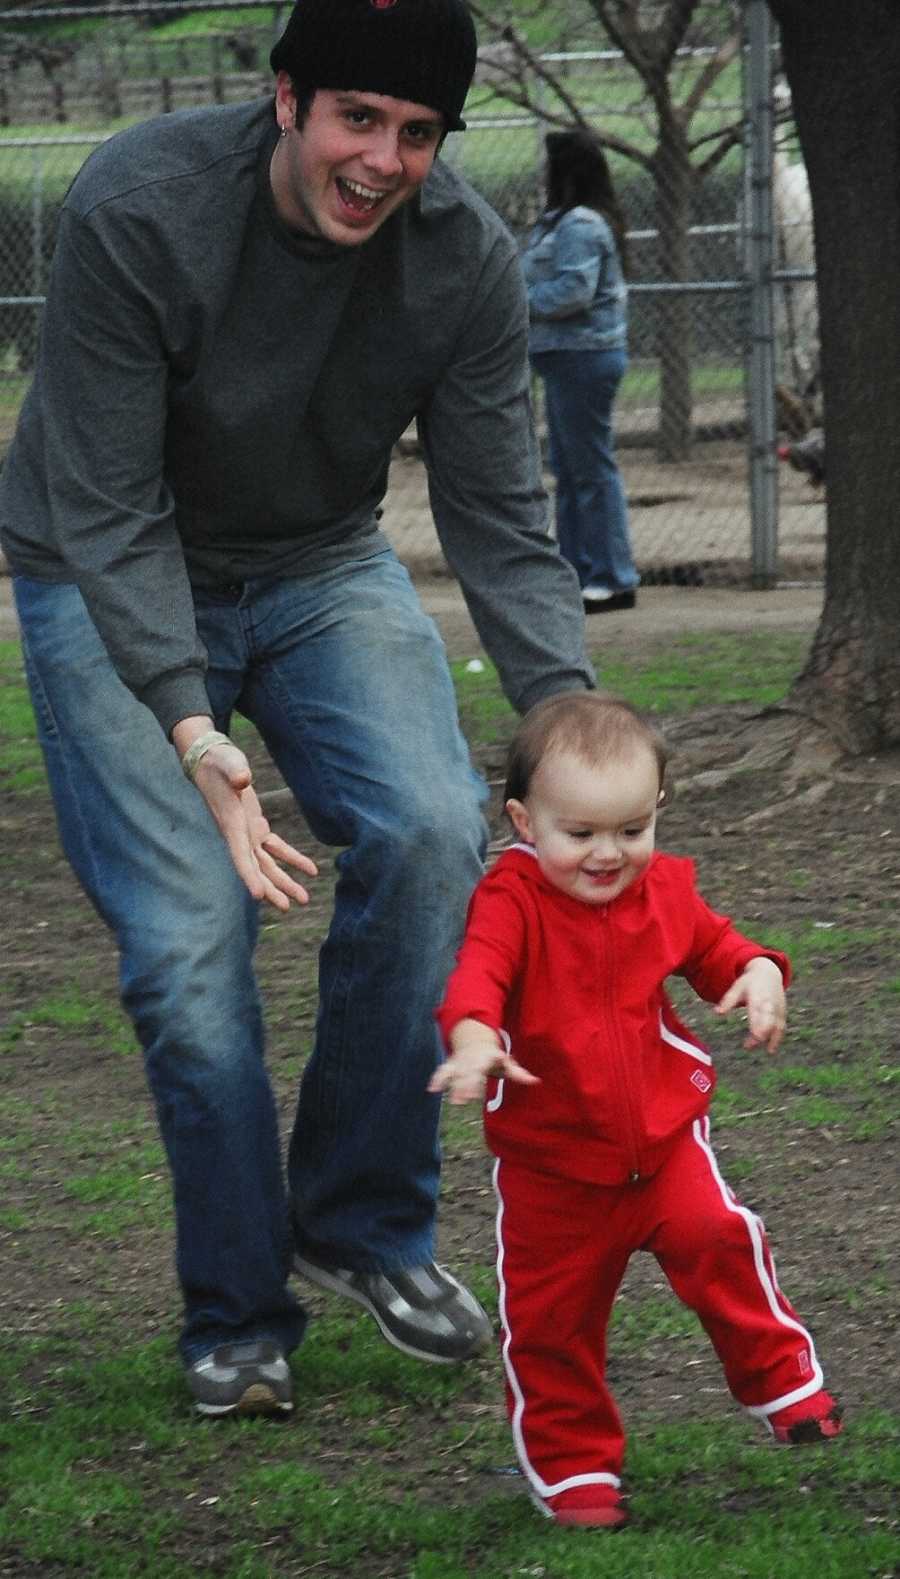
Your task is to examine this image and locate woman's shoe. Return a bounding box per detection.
[583,588,636,613]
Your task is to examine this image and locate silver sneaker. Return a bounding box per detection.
[187,1339,293,1417]
[294,1256,492,1363]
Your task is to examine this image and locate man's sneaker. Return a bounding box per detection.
[187,1340,293,1417]
[545,1484,628,1529]
[769,1389,843,1444]
[294,1255,492,1363]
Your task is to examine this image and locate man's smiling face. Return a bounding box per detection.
[271,77,445,246]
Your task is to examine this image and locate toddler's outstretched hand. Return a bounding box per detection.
[715,957,786,1054]
[429,1020,539,1105]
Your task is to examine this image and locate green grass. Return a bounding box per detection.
[0,630,811,794]
[599,631,810,712]
[0,128,113,204]
[1,1326,896,1577]
[452,630,810,745]
[610,1294,701,1347]
[0,639,46,792]
[740,920,893,984]
[1,982,136,1057]
[65,1150,166,1207]
[1,616,896,1571]
[145,7,277,40]
[621,360,744,406]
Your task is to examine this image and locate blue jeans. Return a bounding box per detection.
[13,551,487,1363]
[531,348,638,593]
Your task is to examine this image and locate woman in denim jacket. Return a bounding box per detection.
[523,130,639,612]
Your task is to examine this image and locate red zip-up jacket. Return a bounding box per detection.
[436,846,791,1185]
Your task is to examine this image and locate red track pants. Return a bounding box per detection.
[494,1116,825,1510]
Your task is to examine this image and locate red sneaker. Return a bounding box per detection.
[546,1484,628,1528]
[770,1390,844,1444]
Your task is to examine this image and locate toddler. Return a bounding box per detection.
[431,693,842,1528]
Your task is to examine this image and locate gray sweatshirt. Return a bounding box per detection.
[0,97,593,736]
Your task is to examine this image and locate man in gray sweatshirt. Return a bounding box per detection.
[0,0,593,1415]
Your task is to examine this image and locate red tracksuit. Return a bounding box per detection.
[437,846,827,1511]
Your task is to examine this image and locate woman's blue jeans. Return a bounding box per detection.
[532,347,638,593]
[13,551,487,1362]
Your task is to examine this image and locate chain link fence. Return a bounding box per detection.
[0,0,824,584]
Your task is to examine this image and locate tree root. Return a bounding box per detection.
[665,702,900,833]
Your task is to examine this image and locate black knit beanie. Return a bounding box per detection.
[270,0,478,132]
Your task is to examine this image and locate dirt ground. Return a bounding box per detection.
[0,570,828,649]
[378,437,827,587]
[2,565,897,1465]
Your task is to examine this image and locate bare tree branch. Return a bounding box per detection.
[655,0,704,75]
[577,128,654,169]
[470,3,746,184]
[488,20,592,128]
[688,96,793,164]
[467,3,653,170]
[693,121,743,177]
[583,0,655,80]
[587,0,699,82]
[682,30,740,121]
[687,118,740,156]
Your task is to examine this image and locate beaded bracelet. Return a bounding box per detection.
[180,729,233,783]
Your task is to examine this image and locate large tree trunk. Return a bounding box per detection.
[770,0,900,752]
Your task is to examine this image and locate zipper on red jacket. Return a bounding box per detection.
[598,904,644,1182]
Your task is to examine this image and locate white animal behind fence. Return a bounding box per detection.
[773,144,819,407]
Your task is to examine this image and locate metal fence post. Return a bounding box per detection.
[743,0,778,588]
[31,143,44,296]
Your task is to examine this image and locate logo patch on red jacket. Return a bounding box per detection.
[690,1069,712,1093]
[370,0,399,8]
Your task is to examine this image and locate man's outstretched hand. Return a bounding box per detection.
[174,720,317,910]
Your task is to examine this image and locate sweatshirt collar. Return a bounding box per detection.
[496,842,656,911]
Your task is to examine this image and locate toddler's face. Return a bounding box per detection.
[506,746,660,906]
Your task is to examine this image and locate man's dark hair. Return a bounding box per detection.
[287,82,316,131]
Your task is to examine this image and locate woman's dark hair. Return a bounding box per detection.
[541,127,629,274]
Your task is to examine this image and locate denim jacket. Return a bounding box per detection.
[522,205,627,354]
